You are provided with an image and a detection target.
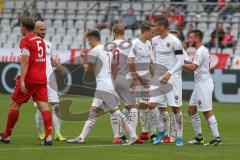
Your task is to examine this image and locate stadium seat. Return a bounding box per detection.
[47,1,56,10]
[36,1,46,10]
[5,0,15,9]
[75,20,84,29]
[210,48,222,54]
[56,28,66,36]
[47,27,55,36]
[67,1,78,10]
[53,20,63,28]
[57,1,67,10]
[197,22,208,32]
[15,1,24,9]
[1,19,10,26]
[222,48,234,55]
[67,28,77,36]
[78,1,89,11]
[52,35,62,44]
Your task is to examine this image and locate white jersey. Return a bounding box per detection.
[128,38,152,77]
[183,48,191,62]
[192,45,213,84]
[44,39,54,81]
[152,33,183,76]
[88,44,115,91]
[112,39,130,75]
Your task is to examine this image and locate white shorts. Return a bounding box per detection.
[92,89,119,112]
[189,83,214,112]
[115,74,136,106]
[47,77,59,103]
[149,76,182,108]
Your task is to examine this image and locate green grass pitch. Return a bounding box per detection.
[0,94,239,160]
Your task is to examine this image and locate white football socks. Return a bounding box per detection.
[139,109,149,133]
[208,115,220,138]
[170,113,176,139]
[149,107,159,135]
[112,110,137,138]
[159,111,170,134]
[119,108,129,136]
[35,109,43,134]
[52,103,61,135]
[190,113,202,136]
[110,114,120,138]
[129,108,138,131]
[79,111,98,139]
[174,111,183,138]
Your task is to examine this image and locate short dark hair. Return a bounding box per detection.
[112,23,125,35]
[21,17,35,31]
[169,30,180,38]
[190,29,203,41]
[86,29,101,41]
[154,16,169,28]
[141,22,154,33]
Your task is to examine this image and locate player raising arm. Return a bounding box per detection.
[183,29,222,146]
[0,17,52,145]
[67,30,140,145]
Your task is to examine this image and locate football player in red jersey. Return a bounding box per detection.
[0,17,53,145]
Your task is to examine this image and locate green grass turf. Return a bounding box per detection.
[0,94,239,160]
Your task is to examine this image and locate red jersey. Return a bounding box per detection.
[20,33,47,85]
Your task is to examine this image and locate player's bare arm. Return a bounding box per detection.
[183,63,198,71]
[51,57,65,75]
[149,58,154,77]
[80,49,94,73]
[128,57,149,89]
[20,55,29,93]
[160,51,184,85]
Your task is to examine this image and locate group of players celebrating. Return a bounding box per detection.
[0,16,222,147]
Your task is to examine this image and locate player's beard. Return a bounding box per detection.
[190,42,196,47]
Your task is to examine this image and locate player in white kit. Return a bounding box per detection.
[150,17,184,146]
[168,30,191,143]
[34,21,66,141]
[183,29,222,146]
[128,23,156,141]
[109,24,143,144]
[67,30,139,145]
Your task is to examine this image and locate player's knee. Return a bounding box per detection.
[139,102,148,109]
[125,105,134,110]
[172,107,180,114]
[10,100,21,110]
[188,106,197,116]
[203,110,213,120]
[148,102,156,110]
[158,107,167,112]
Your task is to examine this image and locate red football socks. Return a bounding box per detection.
[41,110,52,140]
[3,108,19,138]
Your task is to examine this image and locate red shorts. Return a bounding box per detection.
[12,77,48,105]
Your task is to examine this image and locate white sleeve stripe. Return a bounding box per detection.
[21,48,30,56]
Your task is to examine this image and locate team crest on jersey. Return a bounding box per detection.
[47,44,50,49]
[166,42,170,47]
[198,100,202,106]
[175,96,179,100]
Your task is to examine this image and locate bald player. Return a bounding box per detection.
[34,21,66,141]
[110,24,143,144]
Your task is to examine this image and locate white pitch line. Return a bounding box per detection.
[0,142,240,151]
[0,144,120,151]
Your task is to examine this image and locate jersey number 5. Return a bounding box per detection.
[36,41,44,58]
